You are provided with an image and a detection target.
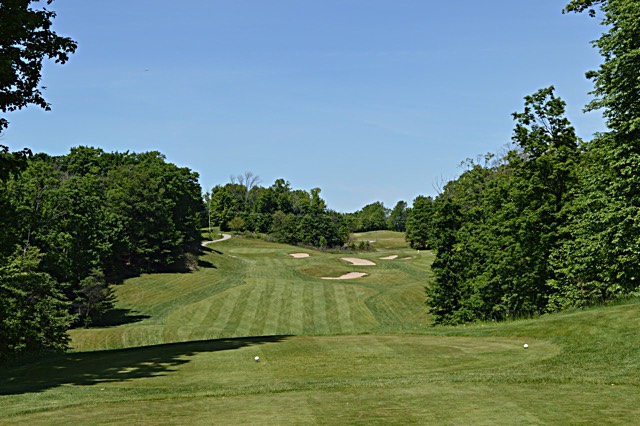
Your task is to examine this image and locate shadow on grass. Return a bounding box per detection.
[197,259,216,268]
[201,245,224,255]
[89,308,151,327]
[0,335,291,395]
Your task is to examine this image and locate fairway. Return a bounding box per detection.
[69,235,433,351]
[2,232,640,424]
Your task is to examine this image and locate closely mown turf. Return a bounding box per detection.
[2,232,639,424]
[68,235,433,351]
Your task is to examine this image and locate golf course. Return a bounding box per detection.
[1,230,639,424]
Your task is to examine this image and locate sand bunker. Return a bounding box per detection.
[380,255,398,260]
[322,272,368,280]
[341,257,376,266]
[289,253,310,258]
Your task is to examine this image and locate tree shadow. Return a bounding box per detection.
[197,259,216,268]
[0,335,291,395]
[201,245,224,255]
[89,308,151,327]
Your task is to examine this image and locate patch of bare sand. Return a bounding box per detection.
[289,253,310,258]
[341,257,376,266]
[321,272,368,280]
[380,255,398,260]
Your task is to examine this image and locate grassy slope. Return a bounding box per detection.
[1,232,639,424]
[69,234,433,351]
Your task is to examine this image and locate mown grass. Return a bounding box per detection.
[1,231,639,424]
[68,234,433,351]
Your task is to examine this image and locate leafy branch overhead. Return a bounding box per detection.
[0,0,77,133]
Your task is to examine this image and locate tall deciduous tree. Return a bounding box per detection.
[405,196,434,249]
[426,88,579,324]
[565,0,640,134]
[550,0,640,308]
[387,200,408,232]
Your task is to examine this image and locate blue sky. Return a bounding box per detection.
[4,0,606,212]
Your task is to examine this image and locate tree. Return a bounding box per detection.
[72,270,115,328]
[0,247,73,363]
[491,87,579,317]
[405,196,434,249]
[564,0,605,16]
[209,184,239,230]
[0,146,31,261]
[549,0,640,308]
[0,0,77,133]
[230,171,261,210]
[348,201,388,232]
[565,0,640,134]
[426,88,579,323]
[387,200,408,232]
[270,210,297,244]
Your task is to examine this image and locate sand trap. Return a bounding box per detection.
[341,257,376,266]
[380,255,398,260]
[322,272,368,280]
[289,253,310,258]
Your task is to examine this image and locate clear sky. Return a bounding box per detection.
[4,0,606,212]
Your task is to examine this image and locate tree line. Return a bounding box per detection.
[421,0,640,324]
[207,176,349,248]
[207,175,436,250]
[0,146,204,361]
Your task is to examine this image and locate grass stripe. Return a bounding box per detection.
[313,283,329,334]
[234,281,267,336]
[262,280,286,335]
[219,285,253,337]
[333,284,354,333]
[288,281,305,335]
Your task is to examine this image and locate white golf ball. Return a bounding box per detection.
[254,356,260,362]
[523,343,529,349]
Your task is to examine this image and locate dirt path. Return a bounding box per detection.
[201,233,232,246]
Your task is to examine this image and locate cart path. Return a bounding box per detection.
[201,233,232,246]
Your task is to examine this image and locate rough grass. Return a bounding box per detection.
[1,231,639,424]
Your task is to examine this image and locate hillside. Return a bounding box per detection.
[1,231,639,424]
[67,232,432,351]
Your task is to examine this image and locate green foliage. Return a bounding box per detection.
[345,201,389,232]
[427,88,579,324]
[0,146,204,360]
[548,0,640,309]
[0,248,73,363]
[387,200,408,232]
[566,0,640,134]
[423,1,640,323]
[209,179,349,248]
[550,132,640,308]
[72,270,115,328]
[564,0,605,16]
[405,196,434,249]
[0,146,31,262]
[228,215,246,232]
[0,0,77,133]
